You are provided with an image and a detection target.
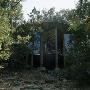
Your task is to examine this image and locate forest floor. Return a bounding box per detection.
[0,68,90,90]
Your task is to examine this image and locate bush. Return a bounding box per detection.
[64,24,90,82]
[10,43,31,69]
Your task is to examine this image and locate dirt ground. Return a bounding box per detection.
[0,69,89,90]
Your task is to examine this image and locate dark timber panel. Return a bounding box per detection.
[43,53,56,70]
[33,55,40,68]
[57,29,64,68]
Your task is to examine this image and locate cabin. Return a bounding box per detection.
[28,21,70,70]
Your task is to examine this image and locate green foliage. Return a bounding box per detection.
[10,43,31,69]
[0,15,13,60]
[64,0,90,82]
[0,0,23,61]
[65,24,90,80]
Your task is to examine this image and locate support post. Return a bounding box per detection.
[31,52,33,67]
[40,34,43,67]
[55,28,59,69]
[39,33,45,71]
[26,53,29,68]
[31,32,34,67]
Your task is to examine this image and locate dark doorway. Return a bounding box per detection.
[43,53,56,70]
[33,54,40,68]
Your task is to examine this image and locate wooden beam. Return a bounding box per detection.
[40,34,43,67]
[55,28,58,68]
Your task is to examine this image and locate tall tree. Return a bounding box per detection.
[0,0,23,60]
[64,0,90,81]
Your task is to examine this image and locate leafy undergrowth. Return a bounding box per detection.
[0,69,90,90]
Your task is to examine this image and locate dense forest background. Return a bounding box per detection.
[0,0,90,85]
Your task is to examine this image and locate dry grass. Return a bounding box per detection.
[0,69,89,90]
